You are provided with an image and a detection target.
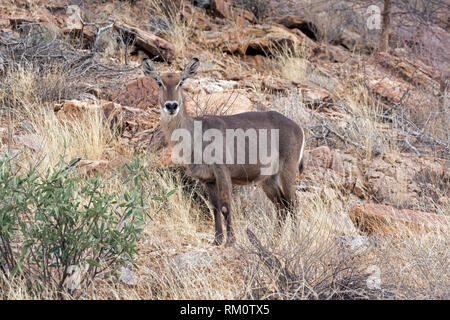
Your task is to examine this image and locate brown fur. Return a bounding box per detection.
[143,59,305,246]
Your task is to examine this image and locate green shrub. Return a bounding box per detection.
[0,155,170,297]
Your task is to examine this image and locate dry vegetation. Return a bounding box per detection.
[0,0,448,300]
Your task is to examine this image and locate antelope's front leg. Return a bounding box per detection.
[215,168,235,247]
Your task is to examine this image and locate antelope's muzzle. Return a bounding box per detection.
[164,101,179,115]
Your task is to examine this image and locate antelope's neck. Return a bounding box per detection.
[161,108,194,145]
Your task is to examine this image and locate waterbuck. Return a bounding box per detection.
[142,58,305,247]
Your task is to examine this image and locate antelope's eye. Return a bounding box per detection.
[177,80,184,87]
[156,80,163,88]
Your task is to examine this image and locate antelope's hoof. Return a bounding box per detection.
[212,236,224,246]
[225,238,236,248]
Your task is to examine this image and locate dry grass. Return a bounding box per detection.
[0,0,448,301]
[0,63,125,173]
[3,168,447,299]
[273,44,311,83]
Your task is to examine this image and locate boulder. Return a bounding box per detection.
[77,159,112,176]
[261,77,293,93]
[13,134,42,152]
[368,77,409,105]
[349,203,449,235]
[296,84,332,105]
[209,0,232,20]
[114,23,175,63]
[223,25,308,56]
[54,99,99,122]
[307,146,332,169]
[111,76,159,109]
[185,91,254,116]
[172,250,212,271]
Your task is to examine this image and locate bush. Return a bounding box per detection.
[0,155,170,297]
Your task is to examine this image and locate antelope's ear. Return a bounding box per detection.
[142,59,163,87]
[181,58,199,82]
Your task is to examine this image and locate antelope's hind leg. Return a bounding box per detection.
[262,173,296,224]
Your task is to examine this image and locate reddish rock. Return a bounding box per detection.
[296,84,332,104]
[349,203,449,235]
[182,3,214,30]
[277,15,313,30]
[55,100,99,122]
[185,91,254,116]
[308,146,332,169]
[261,78,293,93]
[210,0,232,20]
[77,159,112,176]
[242,54,266,68]
[112,76,159,109]
[368,78,408,104]
[114,23,175,63]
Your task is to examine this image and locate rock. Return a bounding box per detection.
[261,77,293,93]
[192,0,211,9]
[194,78,238,93]
[236,8,256,23]
[339,235,369,251]
[217,25,309,56]
[349,203,449,235]
[182,3,214,30]
[368,77,409,104]
[119,266,138,285]
[308,146,332,169]
[172,250,211,271]
[186,91,254,116]
[242,54,266,68]
[209,0,232,20]
[296,84,332,105]
[114,23,175,63]
[77,159,111,176]
[276,15,318,40]
[111,76,159,109]
[55,99,99,122]
[54,100,161,151]
[13,134,42,152]
[339,28,373,53]
[331,150,344,175]
[130,125,167,154]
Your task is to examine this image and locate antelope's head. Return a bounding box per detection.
[142,58,199,120]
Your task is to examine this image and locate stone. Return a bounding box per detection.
[368,78,408,104]
[339,235,369,251]
[331,150,344,175]
[296,84,332,105]
[349,203,449,235]
[55,99,99,122]
[172,250,211,271]
[308,146,332,169]
[209,0,232,20]
[77,159,111,176]
[119,266,138,285]
[277,15,315,32]
[114,23,175,63]
[13,134,42,152]
[185,91,254,116]
[111,76,159,109]
[261,78,293,93]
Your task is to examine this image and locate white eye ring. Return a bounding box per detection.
[176,80,185,88]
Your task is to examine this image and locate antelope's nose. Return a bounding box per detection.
[164,101,179,114]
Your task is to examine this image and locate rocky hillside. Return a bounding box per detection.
[0,0,448,300]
